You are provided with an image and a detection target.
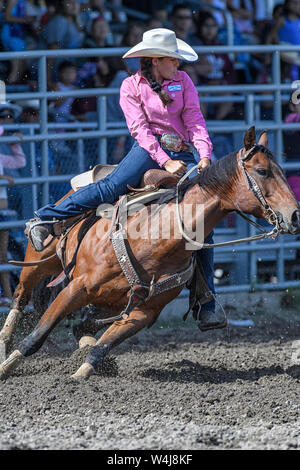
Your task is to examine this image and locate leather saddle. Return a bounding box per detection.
[71,164,179,192]
[71,164,180,219]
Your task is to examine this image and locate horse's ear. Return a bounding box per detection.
[244,126,256,151]
[257,130,268,148]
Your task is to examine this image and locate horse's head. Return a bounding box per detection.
[237,126,300,235]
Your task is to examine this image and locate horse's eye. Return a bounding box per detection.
[256,168,268,177]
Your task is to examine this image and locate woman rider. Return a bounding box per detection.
[26,28,226,331]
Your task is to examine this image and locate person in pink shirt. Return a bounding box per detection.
[26,28,225,331]
[0,119,26,305]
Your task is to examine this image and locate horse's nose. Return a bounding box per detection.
[291,209,300,232]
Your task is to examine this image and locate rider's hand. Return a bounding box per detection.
[197,158,211,173]
[163,159,187,177]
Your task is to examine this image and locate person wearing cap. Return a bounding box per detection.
[26,28,226,331]
[0,106,26,305]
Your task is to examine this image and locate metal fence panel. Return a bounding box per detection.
[0,45,299,294]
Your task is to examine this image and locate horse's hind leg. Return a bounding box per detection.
[0,251,60,362]
[0,277,87,380]
[72,307,159,380]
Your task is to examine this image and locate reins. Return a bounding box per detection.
[175,148,280,249]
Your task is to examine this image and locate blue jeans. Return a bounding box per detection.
[36,141,215,311]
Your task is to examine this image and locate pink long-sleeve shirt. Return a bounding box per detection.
[0,126,26,170]
[0,144,26,171]
[119,70,213,167]
[0,126,26,200]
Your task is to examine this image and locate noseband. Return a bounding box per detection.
[238,145,281,230]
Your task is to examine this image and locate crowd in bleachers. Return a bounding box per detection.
[0,1,299,136]
[1,1,300,95]
[1,0,300,301]
[0,0,300,195]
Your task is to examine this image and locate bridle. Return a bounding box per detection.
[176,146,280,249]
[238,145,281,229]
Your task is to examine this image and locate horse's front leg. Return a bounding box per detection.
[71,307,160,380]
[0,246,61,362]
[0,277,88,380]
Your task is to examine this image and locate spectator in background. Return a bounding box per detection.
[39,0,84,86]
[83,16,114,48]
[75,55,126,91]
[0,104,26,303]
[1,0,38,83]
[49,60,77,123]
[227,1,268,42]
[226,0,255,39]
[121,23,144,73]
[40,0,84,50]
[0,103,26,215]
[266,0,300,82]
[203,0,227,28]
[39,0,59,28]
[192,11,236,159]
[283,93,300,160]
[193,10,237,120]
[72,56,129,164]
[80,0,113,29]
[261,3,284,44]
[18,101,62,203]
[80,0,127,29]
[122,0,171,22]
[283,93,300,203]
[145,17,163,30]
[0,0,4,30]
[256,4,285,119]
[169,3,195,44]
[46,60,78,182]
[19,100,40,124]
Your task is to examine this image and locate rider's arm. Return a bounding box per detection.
[119,76,170,168]
[0,142,26,170]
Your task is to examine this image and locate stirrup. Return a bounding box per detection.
[25,218,59,252]
[196,292,227,332]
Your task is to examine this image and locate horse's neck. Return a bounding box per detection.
[182,184,228,239]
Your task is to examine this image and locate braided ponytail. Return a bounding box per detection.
[140,57,173,106]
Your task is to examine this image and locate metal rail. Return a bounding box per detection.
[0,45,299,292]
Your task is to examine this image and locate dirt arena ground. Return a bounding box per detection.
[0,291,299,451]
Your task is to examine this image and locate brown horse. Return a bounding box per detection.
[0,127,300,381]
[0,191,72,362]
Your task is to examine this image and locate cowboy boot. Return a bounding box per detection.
[25,217,59,252]
[197,309,227,332]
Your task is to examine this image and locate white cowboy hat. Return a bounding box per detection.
[122,28,198,62]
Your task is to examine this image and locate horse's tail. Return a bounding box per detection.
[8,253,58,267]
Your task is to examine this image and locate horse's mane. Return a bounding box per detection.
[158,151,238,205]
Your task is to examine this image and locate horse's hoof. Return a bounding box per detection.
[78,336,97,349]
[0,365,6,380]
[0,349,23,380]
[71,362,95,380]
[0,340,7,363]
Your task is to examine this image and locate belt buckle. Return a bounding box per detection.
[161,133,183,152]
